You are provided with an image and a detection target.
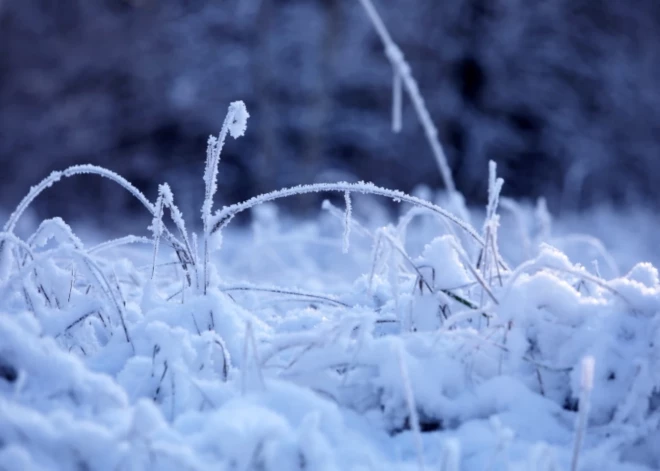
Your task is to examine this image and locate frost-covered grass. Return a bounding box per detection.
[1,100,660,471]
[3,2,660,469]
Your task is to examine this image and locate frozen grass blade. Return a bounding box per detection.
[5,245,133,348]
[210,181,506,269]
[571,356,595,471]
[87,235,153,254]
[221,284,349,308]
[357,0,456,196]
[202,101,249,294]
[380,230,477,309]
[1,164,192,282]
[368,230,386,296]
[150,187,166,279]
[160,183,196,287]
[343,191,353,254]
[485,161,504,225]
[478,162,504,283]
[4,164,154,235]
[450,239,499,306]
[322,199,373,239]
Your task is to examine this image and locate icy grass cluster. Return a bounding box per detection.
[2,1,660,469]
[1,100,660,471]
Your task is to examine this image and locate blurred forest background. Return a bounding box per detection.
[2,0,660,226]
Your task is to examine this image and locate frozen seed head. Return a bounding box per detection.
[228,101,249,138]
[581,356,595,391]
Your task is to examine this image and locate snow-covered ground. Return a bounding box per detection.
[2,141,660,471]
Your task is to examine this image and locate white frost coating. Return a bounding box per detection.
[481,161,504,286]
[209,181,507,269]
[202,135,220,227]
[228,100,250,138]
[161,183,186,236]
[0,164,189,265]
[3,245,130,344]
[88,235,153,254]
[4,164,155,235]
[202,101,249,293]
[150,185,167,279]
[342,191,352,254]
[158,182,195,282]
[322,199,372,238]
[202,101,250,226]
[485,161,504,224]
[358,0,456,195]
[0,164,194,292]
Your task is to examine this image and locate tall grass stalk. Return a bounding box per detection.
[202,101,249,294]
[357,0,456,196]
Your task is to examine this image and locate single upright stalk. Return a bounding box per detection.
[202,102,249,294]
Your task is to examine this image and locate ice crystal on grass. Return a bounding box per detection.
[228,100,250,138]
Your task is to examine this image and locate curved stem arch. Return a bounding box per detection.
[210,181,509,270]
